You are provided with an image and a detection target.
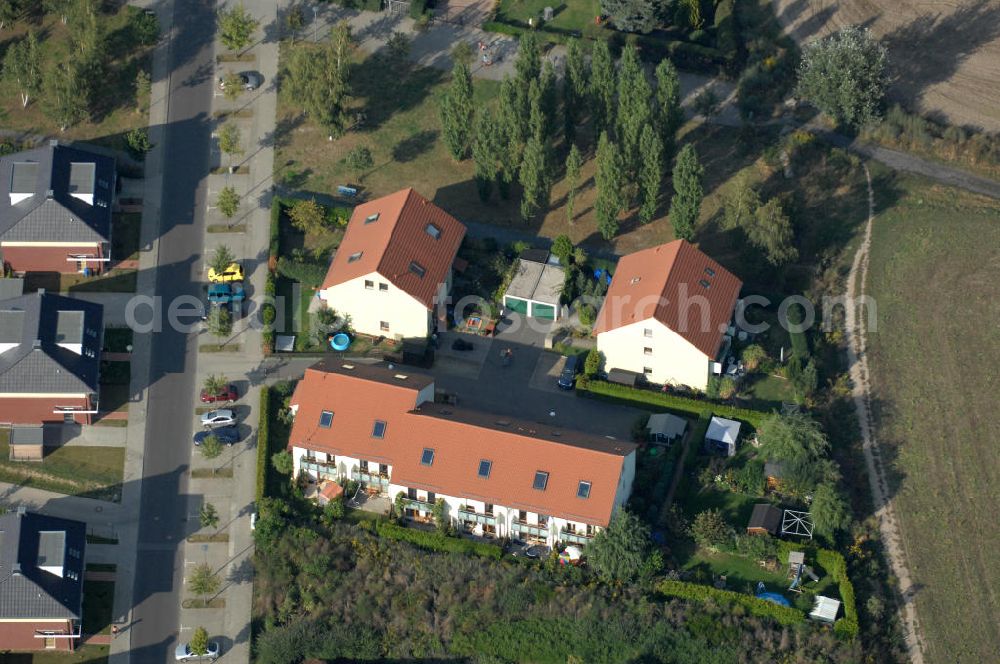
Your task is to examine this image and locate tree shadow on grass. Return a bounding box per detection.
[350,54,445,132]
[392,129,439,162]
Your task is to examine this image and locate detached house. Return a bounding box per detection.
[0,507,86,652]
[288,360,637,547]
[318,188,466,339]
[0,289,103,427]
[0,141,116,275]
[594,240,742,390]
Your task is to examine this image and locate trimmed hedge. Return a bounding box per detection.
[255,386,271,502]
[713,0,741,74]
[373,521,503,560]
[658,580,805,625]
[269,197,285,261]
[578,379,767,429]
[816,548,859,640]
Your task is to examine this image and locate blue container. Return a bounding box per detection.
[330,333,350,351]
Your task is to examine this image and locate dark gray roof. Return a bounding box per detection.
[0,508,86,619]
[0,278,24,300]
[0,291,103,393]
[10,426,44,445]
[0,141,115,243]
[747,503,782,534]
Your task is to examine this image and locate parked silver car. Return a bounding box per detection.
[175,640,220,661]
[200,409,235,428]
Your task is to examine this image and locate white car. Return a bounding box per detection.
[175,640,220,661]
[200,409,235,428]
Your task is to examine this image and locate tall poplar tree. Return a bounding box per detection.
[638,124,663,224]
[669,144,703,240]
[595,132,624,240]
[590,40,616,136]
[616,43,652,176]
[562,39,587,142]
[440,61,474,160]
[655,59,683,155]
[565,144,582,224]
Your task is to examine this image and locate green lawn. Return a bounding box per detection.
[865,174,1000,664]
[111,213,142,261]
[81,580,115,635]
[683,549,788,591]
[0,430,125,502]
[27,647,108,664]
[746,373,796,407]
[65,270,138,294]
[495,0,601,36]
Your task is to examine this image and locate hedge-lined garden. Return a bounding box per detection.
[360,520,503,560]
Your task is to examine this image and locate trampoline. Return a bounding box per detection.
[330,333,351,351]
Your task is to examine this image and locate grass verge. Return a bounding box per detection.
[0,430,124,502]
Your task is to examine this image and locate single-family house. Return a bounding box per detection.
[0,289,103,427]
[0,141,116,275]
[318,188,466,339]
[704,416,741,457]
[287,360,637,548]
[593,240,742,390]
[0,507,86,652]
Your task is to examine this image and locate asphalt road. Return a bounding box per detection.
[130,0,215,658]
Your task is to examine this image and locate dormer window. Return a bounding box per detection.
[409,261,426,278]
[365,213,380,224]
[348,251,363,263]
[425,223,441,239]
[532,471,549,491]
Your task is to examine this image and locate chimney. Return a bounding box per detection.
[45,189,54,199]
[11,563,21,576]
[36,288,45,295]
[32,339,42,349]
[49,139,59,148]
[16,505,26,516]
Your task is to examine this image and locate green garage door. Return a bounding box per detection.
[531,303,556,319]
[504,296,528,314]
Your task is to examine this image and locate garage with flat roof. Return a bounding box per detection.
[503,257,565,320]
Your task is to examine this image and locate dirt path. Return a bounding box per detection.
[844,165,925,664]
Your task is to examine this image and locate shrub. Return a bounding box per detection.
[272,450,294,475]
[256,387,270,501]
[200,435,223,459]
[583,347,603,377]
[276,256,327,288]
[130,7,160,46]
[657,580,805,625]
[187,563,220,596]
[815,548,859,639]
[578,379,766,428]
[714,0,740,72]
[577,304,596,326]
[375,521,502,560]
[690,508,731,549]
[125,127,152,157]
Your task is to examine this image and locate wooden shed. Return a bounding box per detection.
[747,503,783,536]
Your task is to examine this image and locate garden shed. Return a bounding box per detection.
[810,596,841,623]
[646,413,687,443]
[503,256,564,321]
[8,425,44,461]
[704,416,741,457]
[746,503,783,536]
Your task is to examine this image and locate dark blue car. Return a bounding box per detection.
[557,355,581,390]
[193,426,240,446]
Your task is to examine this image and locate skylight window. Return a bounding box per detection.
[365,212,380,224]
[533,471,549,491]
[577,481,592,499]
[409,261,426,278]
[704,267,716,277]
[372,420,387,438]
[425,223,441,239]
[319,410,334,428]
[478,459,492,478]
[348,251,363,263]
[698,279,711,289]
[421,448,435,466]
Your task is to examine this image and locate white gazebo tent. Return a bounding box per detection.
[810,596,841,623]
[704,416,741,457]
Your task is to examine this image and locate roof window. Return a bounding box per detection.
[319,410,334,428]
[577,481,592,499]
[348,251,363,263]
[533,471,549,491]
[409,261,426,278]
[365,212,380,224]
[425,223,441,239]
[394,374,408,380]
[372,420,387,438]
[704,267,716,277]
[478,459,492,478]
[698,279,710,289]
[421,448,435,466]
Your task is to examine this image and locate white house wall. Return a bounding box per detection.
[319,271,432,339]
[597,318,711,390]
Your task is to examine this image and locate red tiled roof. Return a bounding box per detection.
[288,362,635,526]
[320,189,466,308]
[593,240,742,358]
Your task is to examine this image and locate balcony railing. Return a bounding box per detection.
[457,507,497,526]
[403,497,435,512]
[300,458,338,480]
[560,528,595,545]
[512,520,549,538]
[351,469,390,488]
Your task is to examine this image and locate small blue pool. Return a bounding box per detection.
[756,592,791,607]
[330,333,350,351]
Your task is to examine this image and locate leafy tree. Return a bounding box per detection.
[188,563,220,597]
[783,456,839,498]
[285,25,352,138]
[288,198,327,235]
[200,503,220,529]
[578,304,597,326]
[272,450,294,475]
[210,246,235,274]
[562,39,587,142]
[285,3,305,35]
[276,255,327,287]
[638,124,663,224]
[218,3,259,52]
[221,70,244,101]
[750,197,798,265]
[206,307,232,339]
[757,411,829,464]
[131,7,160,45]
[741,344,767,372]
[43,63,88,131]
[216,186,240,218]
[440,61,474,160]
[344,146,373,178]
[616,43,652,176]
[472,107,501,201]
[587,509,650,582]
[787,356,818,401]
[323,496,345,522]
[527,78,545,143]
[551,235,574,265]
[584,347,603,376]
[600,0,658,33]
[595,132,624,240]
[810,482,851,541]
[655,58,683,152]
[432,497,449,534]
[190,626,210,656]
[518,136,548,221]
[218,123,243,162]
[125,127,152,157]
[385,30,410,65]
[450,40,474,68]
[721,173,760,231]
[796,26,888,128]
[676,0,703,29]
[564,144,582,224]
[200,434,223,459]
[0,1,24,31]
[496,76,524,197]
[589,40,616,136]
[203,374,228,396]
[669,144,703,240]
[690,508,732,549]
[3,32,41,108]
[135,69,152,113]
[573,246,588,266]
[514,31,540,84]
[43,0,72,23]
